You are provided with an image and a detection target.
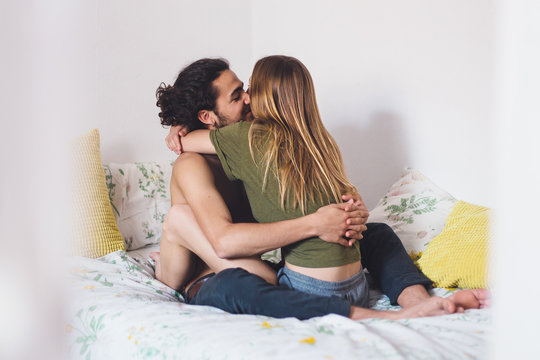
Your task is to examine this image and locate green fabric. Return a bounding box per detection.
[210,121,360,268]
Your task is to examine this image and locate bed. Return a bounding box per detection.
[67,129,490,359]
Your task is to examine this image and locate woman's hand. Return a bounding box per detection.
[312,203,369,247]
[165,125,189,155]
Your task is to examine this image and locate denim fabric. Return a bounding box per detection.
[190,267,351,320]
[359,223,433,304]
[277,266,370,308]
[191,223,433,319]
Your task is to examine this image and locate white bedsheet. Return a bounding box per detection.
[66,251,490,359]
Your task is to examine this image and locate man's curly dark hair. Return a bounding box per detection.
[156,58,229,131]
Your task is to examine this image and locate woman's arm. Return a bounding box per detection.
[180,130,216,154]
[165,125,189,155]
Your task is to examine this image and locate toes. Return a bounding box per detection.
[474,289,491,307]
[441,298,456,314]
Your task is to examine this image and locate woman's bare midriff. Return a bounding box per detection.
[285,260,362,282]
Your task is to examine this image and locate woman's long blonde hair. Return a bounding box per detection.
[248,55,357,214]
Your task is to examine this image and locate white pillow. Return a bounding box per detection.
[104,162,173,250]
[368,167,457,258]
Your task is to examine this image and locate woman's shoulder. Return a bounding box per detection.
[231,120,252,132]
[210,121,253,160]
[214,121,251,137]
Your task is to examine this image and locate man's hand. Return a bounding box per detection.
[342,193,369,214]
[165,125,189,155]
[312,203,369,247]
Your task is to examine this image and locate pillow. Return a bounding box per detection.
[104,162,173,250]
[417,201,489,288]
[368,167,457,259]
[261,248,281,264]
[71,129,125,258]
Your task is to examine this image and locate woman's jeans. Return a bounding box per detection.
[277,265,370,308]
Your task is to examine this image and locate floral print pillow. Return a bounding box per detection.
[368,167,457,260]
[104,162,173,250]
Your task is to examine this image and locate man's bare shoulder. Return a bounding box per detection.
[172,153,205,179]
[171,152,219,185]
[173,152,205,169]
[173,152,220,169]
[170,153,253,221]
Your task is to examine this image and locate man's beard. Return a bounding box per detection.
[213,111,233,128]
[214,108,249,128]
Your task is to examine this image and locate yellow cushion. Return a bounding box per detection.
[72,129,125,257]
[417,200,489,288]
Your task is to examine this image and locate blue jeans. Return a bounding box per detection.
[191,223,432,319]
[191,267,351,320]
[277,266,370,307]
[359,223,432,304]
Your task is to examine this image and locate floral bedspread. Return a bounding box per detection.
[66,251,490,359]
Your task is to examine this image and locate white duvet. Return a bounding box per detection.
[66,250,489,359]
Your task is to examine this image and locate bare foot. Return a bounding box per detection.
[397,284,431,308]
[149,252,161,281]
[448,288,490,309]
[392,296,457,319]
[349,296,456,320]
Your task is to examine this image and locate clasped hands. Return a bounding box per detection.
[313,194,370,247]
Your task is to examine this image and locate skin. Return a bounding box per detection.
[156,67,489,319]
[153,154,461,320]
[156,69,368,290]
[156,151,367,288]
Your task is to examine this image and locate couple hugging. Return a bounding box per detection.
[150,55,488,320]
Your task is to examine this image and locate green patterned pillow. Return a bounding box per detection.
[368,167,457,260]
[260,248,281,264]
[104,162,173,250]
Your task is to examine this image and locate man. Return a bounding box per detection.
[152,58,488,320]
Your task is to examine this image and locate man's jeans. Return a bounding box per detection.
[359,223,432,304]
[191,267,351,320]
[191,223,432,319]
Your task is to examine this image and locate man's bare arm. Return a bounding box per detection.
[175,152,367,259]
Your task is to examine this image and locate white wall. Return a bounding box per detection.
[252,0,493,208]
[78,0,493,209]
[68,0,252,164]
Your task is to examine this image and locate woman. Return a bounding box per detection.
[180,55,370,306]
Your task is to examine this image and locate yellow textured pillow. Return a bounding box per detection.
[71,129,125,257]
[417,200,489,288]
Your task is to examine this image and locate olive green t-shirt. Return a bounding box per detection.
[209,121,360,268]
